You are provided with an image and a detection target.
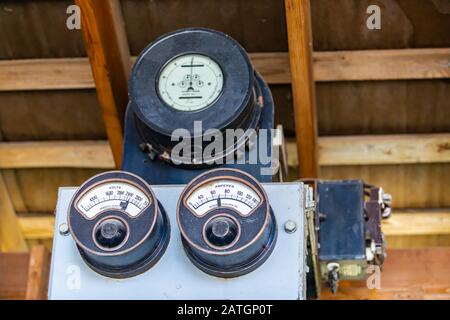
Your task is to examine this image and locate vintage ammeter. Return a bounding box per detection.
[68,171,170,278]
[123,28,275,184]
[177,168,277,278]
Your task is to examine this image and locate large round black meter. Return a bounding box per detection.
[177,169,278,278]
[129,28,263,166]
[68,171,170,278]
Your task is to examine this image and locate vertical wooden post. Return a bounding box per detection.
[2,170,28,213]
[75,0,131,168]
[0,172,27,252]
[285,0,319,178]
[25,245,50,300]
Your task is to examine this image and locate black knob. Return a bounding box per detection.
[205,216,238,248]
[94,218,127,250]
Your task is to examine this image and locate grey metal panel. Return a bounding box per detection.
[48,183,306,300]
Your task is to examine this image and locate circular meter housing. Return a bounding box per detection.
[177,169,277,278]
[68,171,170,278]
[129,28,262,166]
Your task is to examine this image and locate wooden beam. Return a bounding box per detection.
[25,245,50,300]
[318,134,450,166]
[250,53,291,84]
[383,210,450,236]
[18,216,55,240]
[321,248,450,300]
[285,0,319,178]
[1,49,448,91]
[0,252,29,299]
[0,141,115,169]
[386,235,450,249]
[2,169,28,212]
[0,172,27,252]
[287,133,450,167]
[0,58,94,91]
[1,133,448,170]
[75,0,131,168]
[314,48,450,81]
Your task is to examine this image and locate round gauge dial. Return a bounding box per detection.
[68,171,170,279]
[186,179,262,217]
[76,181,150,219]
[177,168,277,278]
[158,54,224,111]
[130,28,264,168]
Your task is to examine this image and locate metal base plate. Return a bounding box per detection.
[48,183,306,300]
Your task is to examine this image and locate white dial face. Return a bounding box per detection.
[186,179,261,217]
[76,181,150,219]
[158,54,224,111]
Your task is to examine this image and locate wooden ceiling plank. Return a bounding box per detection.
[1,48,448,91]
[0,251,29,299]
[0,141,115,169]
[25,245,50,300]
[285,0,319,178]
[314,48,450,82]
[287,133,450,167]
[18,215,55,240]
[1,133,449,169]
[383,211,450,236]
[0,58,94,91]
[2,169,28,212]
[0,172,28,252]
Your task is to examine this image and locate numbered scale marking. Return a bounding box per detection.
[158,54,224,111]
[186,179,261,217]
[76,181,150,219]
[68,171,170,279]
[177,168,278,278]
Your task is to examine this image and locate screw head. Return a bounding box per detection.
[284,220,297,233]
[59,223,69,236]
[382,193,392,205]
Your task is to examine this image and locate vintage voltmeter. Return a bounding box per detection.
[123,28,275,184]
[68,171,170,278]
[177,168,277,278]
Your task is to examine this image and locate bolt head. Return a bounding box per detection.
[382,193,392,204]
[59,223,69,236]
[284,220,297,233]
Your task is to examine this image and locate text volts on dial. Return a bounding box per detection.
[68,171,170,278]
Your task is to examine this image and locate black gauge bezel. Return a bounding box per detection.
[177,168,278,278]
[68,171,171,279]
[129,28,254,136]
[68,171,157,257]
[177,168,271,255]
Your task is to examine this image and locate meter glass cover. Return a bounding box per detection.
[186,179,261,217]
[157,54,224,111]
[76,181,150,219]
